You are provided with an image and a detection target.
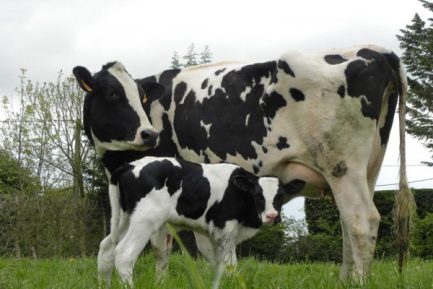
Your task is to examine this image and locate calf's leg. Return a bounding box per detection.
[212,238,237,289]
[97,185,129,287]
[97,235,115,287]
[114,191,170,285]
[97,211,130,287]
[194,232,216,266]
[150,226,173,278]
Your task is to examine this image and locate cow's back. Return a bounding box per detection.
[141,45,401,196]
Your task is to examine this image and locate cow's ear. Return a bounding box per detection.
[282,179,306,194]
[141,82,165,100]
[73,66,94,93]
[232,174,256,193]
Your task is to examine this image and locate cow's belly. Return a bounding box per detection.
[175,143,328,198]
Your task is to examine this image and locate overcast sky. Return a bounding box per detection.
[1,0,432,219]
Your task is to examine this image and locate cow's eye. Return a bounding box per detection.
[108,92,120,101]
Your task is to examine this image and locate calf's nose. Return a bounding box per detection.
[141,129,159,147]
[266,211,279,222]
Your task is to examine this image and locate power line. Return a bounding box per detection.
[381,164,430,167]
[376,177,433,187]
[0,119,76,123]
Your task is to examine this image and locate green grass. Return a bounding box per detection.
[1,255,432,289]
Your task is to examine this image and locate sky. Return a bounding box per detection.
[1,0,432,219]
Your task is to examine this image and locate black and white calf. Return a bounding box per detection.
[110,156,300,289]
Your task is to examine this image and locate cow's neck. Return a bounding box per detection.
[100,150,148,174]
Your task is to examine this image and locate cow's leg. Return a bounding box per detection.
[194,232,216,266]
[329,172,380,284]
[340,220,353,281]
[150,226,173,278]
[114,192,170,286]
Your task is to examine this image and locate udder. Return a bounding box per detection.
[275,162,329,198]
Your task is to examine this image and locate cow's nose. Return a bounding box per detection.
[141,129,159,147]
[266,211,279,223]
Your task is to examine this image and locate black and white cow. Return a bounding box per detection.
[73,62,162,154]
[72,62,167,281]
[134,45,412,283]
[109,156,300,289]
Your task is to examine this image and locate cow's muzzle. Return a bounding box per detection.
[141,129,159,147]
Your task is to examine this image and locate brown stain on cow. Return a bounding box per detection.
[332,161,348,178]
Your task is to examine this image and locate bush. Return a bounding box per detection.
[237,221,286,261]
[0,191,105,258]
[294,233,342,262]
[412,213,433,259]
[414,189,433,218]
[303,189,433,261]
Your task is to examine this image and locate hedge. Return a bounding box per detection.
[304,189,433,260]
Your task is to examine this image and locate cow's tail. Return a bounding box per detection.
[394,60,415,273]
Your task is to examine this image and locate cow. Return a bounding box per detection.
[72,62,161,153]
[73,45,412,285]
[109,156,303,289]
[72,61,166,283]
[135,45,412,284]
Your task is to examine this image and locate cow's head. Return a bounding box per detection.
[73,62,164,155]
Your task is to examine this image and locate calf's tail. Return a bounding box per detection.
[110,163,133,185]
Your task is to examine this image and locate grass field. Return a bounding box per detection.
[1,254,433,289]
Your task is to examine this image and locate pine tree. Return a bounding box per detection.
[170,51,181,69]
[183,44,198,67]
[200,45,212,64]
[170,44,212,68]
[397,1,433,165]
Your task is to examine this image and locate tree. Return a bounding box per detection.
[1,71,93,197]
[171,44,213,68]
[33,73,91,198]
[0,149,38,196]
[397,1,433,165]
[200,45,212,64]
[1,69,41,194]
[170,51,182,69]
[183,43,198,67]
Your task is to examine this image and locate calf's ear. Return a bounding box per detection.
[232,174,255,193]
[73,66,94,93]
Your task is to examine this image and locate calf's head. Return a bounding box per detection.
[73,62,164,154]
[231,172,283,225]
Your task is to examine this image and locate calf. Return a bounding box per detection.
[110,156,301,289]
